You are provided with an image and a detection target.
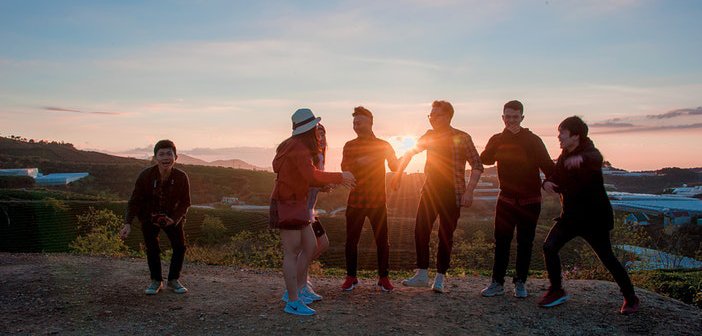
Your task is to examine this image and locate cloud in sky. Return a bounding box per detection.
[590,121,635,128]
[591,123,702,135]
[591,106,702,134]
[43,106,122,115]
[646,107,702,119]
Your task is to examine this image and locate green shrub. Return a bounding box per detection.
[631,270,702,308]
[186,229,281,268]
[69,207,128,256]
[198,215,228,245]
[226,230,282,268]
[452,230,494,270]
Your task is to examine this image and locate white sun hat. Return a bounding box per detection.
[291,108,321,136]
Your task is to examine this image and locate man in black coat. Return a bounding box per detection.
[479,100,554,299]
[120,140,191,295]
[540,116,639,314]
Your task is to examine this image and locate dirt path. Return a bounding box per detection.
[1,253,700,335]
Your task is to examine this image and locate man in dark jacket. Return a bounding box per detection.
[480,100,554,298]
[120,140,191,295]
[540,116,639,314]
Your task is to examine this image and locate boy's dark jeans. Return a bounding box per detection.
[141,222,187,281]
[543,221,635,298]
[345,206,390,277]
[491,199,541,284]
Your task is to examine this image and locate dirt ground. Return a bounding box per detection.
[1,253,700,336]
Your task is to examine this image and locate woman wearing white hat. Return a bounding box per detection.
[271,108,355,316]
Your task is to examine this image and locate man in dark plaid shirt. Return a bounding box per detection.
[392,100,483,293]
[340,106,400,292]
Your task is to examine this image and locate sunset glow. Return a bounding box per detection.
[1,1,701,171]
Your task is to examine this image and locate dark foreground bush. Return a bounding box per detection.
[631,270,702,308]
[0,176,35,188]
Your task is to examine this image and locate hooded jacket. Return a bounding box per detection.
[271,137,343,203]
[546,138,614,230]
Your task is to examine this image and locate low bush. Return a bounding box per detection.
[186,229,281,268]
[198,215,228,245]
[631,270,702,308]
[69,207,128,256]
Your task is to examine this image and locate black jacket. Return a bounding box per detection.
[546,138,613,231]
[480,128,554,198]
[125,166,191,226]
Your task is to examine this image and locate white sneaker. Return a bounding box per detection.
[402,269,430,287]
[432,273,447,293]
[144,280,163,295]
[301,284,322,302]
[481,281,505,297]
[514,280,528,298]
[284,299,316,316]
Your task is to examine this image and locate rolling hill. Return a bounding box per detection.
[0,136,276,204]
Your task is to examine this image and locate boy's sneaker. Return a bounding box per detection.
[341,276,358,291]
[432,273,447,293]
[377,277,394,292]
[514,280,528,298]
[538,287,569,308]
[144,280,163,295]
[282,290,314,304]
[620,295,640,315]
[284,299,316,316]
[301,285,322,302]
[401,269,430,287]
[480,281,505,297]
[167,279,188,294]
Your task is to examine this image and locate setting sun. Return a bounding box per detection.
[388,135,418,157]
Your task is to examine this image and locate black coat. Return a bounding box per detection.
[547,138,614,231]
[480,128,555,198]
[125,166,191,226]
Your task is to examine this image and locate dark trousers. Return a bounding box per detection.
[543,221,635,298]
[492,199,541,284]
[345,206,390,277]
[141,222,187,281]
[415,191,460,274]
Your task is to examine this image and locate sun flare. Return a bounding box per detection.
[387,135,418,156]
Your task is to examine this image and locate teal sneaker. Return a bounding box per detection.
[481,281,505,297]
[284,299,316,316]
[167,279,188,294]
[301,284,322,302]
[144,280,163,295]
[282,290,313,304]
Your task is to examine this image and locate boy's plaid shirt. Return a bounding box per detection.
[416,127,484,207]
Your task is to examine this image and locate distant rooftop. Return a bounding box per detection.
[609,192,702,214]
[0,168,89,186]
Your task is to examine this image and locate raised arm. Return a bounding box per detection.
[479,134,499,166]
[462,134,484,207]
[534,136,555,179]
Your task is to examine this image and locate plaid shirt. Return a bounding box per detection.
[416,127,484,207]
[342,135,399,208]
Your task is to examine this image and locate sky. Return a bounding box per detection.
[1,0,701,172]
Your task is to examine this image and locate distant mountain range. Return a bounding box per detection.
[176,154,269,171]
